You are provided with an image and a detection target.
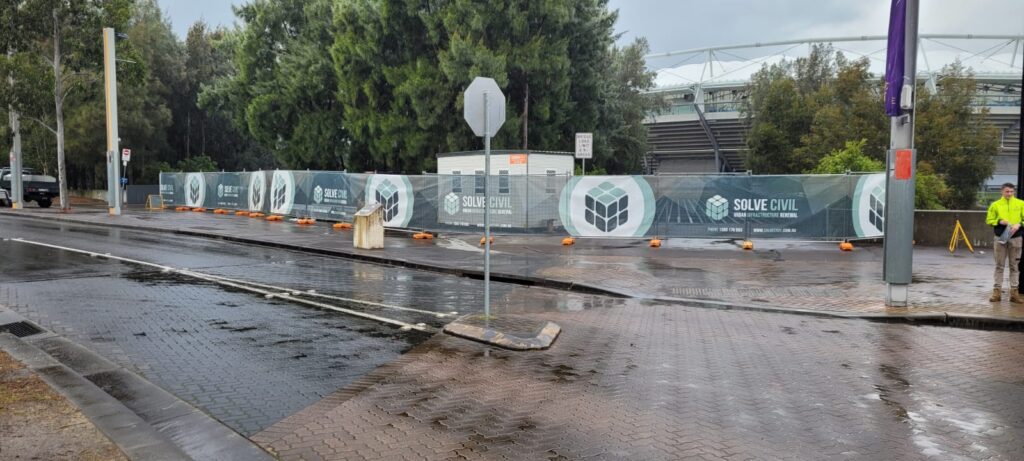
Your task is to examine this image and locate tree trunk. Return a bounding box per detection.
[522,81,529,150]
[201,114,206,156]
[186,110,191,158]
[53,8,68,211]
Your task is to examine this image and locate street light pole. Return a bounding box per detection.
[883,0,918,306]
[103,27,121,215]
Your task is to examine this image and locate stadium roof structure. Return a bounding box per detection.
[640,34,1023,177]
[646,34,1023,92]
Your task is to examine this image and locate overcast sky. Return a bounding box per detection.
[164,0,1024,59]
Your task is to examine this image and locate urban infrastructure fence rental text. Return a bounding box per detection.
[160,171,886,240]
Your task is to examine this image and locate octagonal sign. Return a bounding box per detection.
[463,77,506,137]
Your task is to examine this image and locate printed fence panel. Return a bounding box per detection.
[160,171,885,240]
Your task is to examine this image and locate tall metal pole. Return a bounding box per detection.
[483,92,491,319]
[8,108,23,209]
[103,28,121,215]
[7,49,23,209]
[883,0,918,306]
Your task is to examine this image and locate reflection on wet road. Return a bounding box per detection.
[0,218,611,435]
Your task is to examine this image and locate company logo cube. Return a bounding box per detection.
[869,185,885,230]
[313,185,324,204]
[188,177,203,205]
[443,192,460,215]
[705,195,728,221]
[376,179,400,222]
[272,179,288,211]
[584,182,629,232]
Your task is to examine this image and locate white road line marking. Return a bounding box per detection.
[10,238,432,332]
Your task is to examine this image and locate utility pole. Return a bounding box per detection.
[103,28,121,215]
[883,0,918,306]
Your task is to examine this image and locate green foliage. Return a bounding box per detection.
[744,67,812,173]
[745,47,998,210]
[140,160,171,183]
[597,38,665,173]
[574,164,607,176]
[809,139,947,209]
[915,62,998,210]
[175,155,217,172]
[914,162,948,210]
[809,139,883,174]
[213,0,347,170]
[332,0,651,174]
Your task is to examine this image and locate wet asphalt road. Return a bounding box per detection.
[0,218,607,435]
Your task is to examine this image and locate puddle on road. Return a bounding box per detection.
[874,363,912,423]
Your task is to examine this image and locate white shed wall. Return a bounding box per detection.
[437,153,574,175]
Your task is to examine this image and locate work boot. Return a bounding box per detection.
[990,289,1002,302]
[1011,290,1023,304]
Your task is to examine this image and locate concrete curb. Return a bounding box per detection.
[0,332,191,461]
[0,308,276,461]
[4,211,1023,331]
[648,296,1024,331]
[443,315,561,350]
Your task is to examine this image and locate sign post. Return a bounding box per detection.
[575,133,593,176]
[463,77,506,320]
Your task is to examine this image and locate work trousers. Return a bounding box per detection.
[993,236,1022,289]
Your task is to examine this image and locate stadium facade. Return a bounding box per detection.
[642,34,1022,189]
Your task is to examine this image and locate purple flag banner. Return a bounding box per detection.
[885,0,906,116]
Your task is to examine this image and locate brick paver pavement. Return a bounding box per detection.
[255,304,1024,460]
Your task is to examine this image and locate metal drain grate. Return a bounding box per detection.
[0,321,43,338]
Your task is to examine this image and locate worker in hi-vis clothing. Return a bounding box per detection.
[985,182,1024,303]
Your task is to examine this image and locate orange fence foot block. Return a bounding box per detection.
[333,222,353,230]
[413,232,434,240]
[175,206,190,212]
[213,209,230,215]
[649,238,662,248]
[235,211,250,216]
[741,240,754,250]
[561,237,576,246]
[296,218,316,225]
[479,236,494,246]
[249,212,265,218]
[839,241,854,251]
[266,215,284,222]
[192,207,207,213]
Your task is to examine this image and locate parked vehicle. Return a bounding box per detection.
[0,167,60,208]
[0,188,11,208]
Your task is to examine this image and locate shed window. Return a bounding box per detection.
[498,170,510,194]
[474,170,485,194]
[451,170,462,193]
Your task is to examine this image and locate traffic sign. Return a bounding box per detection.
[121,148,131,163]
[120,177,128,186]
[575,133,593,159]
[463,77,505,137]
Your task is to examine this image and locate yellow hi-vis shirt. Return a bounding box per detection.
[986,196,1024,227]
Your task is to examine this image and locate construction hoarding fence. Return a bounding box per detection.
[160,171,885,240]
